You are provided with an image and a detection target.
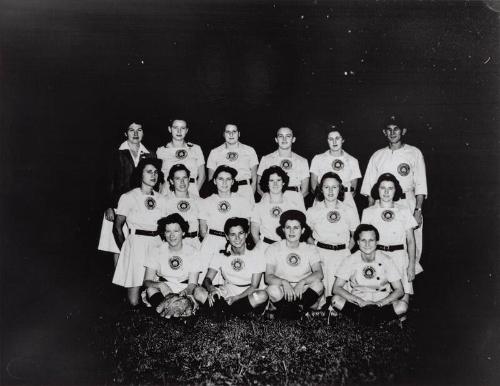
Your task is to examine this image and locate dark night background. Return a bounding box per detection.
[1,0,499,384]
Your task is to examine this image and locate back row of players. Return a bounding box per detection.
[98,115,427,321]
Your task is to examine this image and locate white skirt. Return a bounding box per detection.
[199,233,228,285]
[385,249,423,295]
[317,246,350,297]
[97,213,129,254]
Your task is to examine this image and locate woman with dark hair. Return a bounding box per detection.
[264,210,324,318]
[199,166,253,283]
[163,164,201,248]
[142,213,202,314]
[331,224,407,325]
[306,172,359,303]
[112,158,167,306]
[361,173,419,305]
[196,217,268,316]
[250,166,305,248]
[98,122,154,266]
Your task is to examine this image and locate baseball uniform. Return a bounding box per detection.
[163,192,201,249]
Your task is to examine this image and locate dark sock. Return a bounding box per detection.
[148,292,165,308]
[359,305,379,326]
[377,304,399,322]
[301,288,320,309]
[339,301,361,321]
[274,299,300,319]
[230,297,253,315]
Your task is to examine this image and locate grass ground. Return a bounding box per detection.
[97,308,415,385]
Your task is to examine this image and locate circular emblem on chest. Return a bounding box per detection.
[286,253,301,267]
[231,257,245,272]
[280,159,293,171]
[331,159,344,171]
[169,256,183,270]
[217,200,231,213]
[327,210,341,223]
[226,152,239,161]
[397,163,410,176]
[175,149,188,160]
[381,209,395,222]
[177,200,190,212]
[270,206,283,218]
[362,265,376,279]
[144,196,157,210]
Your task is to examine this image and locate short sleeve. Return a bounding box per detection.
[308,245,321,266]
[116,193,133,217]
[346,206,360,231]
[198,197,210,221]
[299,158,310,180]
[250,204,263,225]
[188,251,204,273]
[251,251,267,273]
[206,149,217,170]
[360,208,370,224]
[309,155,320,175]
[335,256,353,281]
[194,145,205,166]
[249,147,259,167]
[350,157,362,180]
[265,246,278,267]
[404,209,418,230]
[256,156,268,176]
[385,258,401,283]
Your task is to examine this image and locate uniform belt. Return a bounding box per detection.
[342,186,355,192]
[159,277,188,284]
[263,237,278,244]
[185,231,198,238]
[236,179,251,186]
[285,186,299,192]
[316,242,346,251]
[209,229,226,237]
[131,229,158,237]
[377,244,404,252]
[189,178,196,183]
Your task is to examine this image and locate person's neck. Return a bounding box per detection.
[218,191,231,198]
[379,200,394,209]
[328,149,343,157]
[361,251,376,262]
[168,242,183,252]
[225,142,239,150]
[231,245,246,255]
[324,199,338,208]
[286,240,300,249]
[170,138,186,147]
[140,184,153,195]
[174,190,189,198]
[277,148,292,157]
[269,192,284,203]
[128,141,140,152]
[389,142,404,150]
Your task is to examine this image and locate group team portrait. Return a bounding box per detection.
[1,0,499,384]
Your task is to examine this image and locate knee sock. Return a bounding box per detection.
[148,292,165,308]
[301,288,320,310]
[376,304,400,323]
[274,298,300,318]
[339,301,361,321]
[230,297,253,315]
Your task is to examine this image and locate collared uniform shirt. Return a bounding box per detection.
[207,143,259,181]
[257,150,309,188]
[310,150,362,190]
[199,194,253,231]
[163,193,201,234]
[156,142,205,181]
[116,188,168,231]
[145,243,202,283]
[208,248,266,286]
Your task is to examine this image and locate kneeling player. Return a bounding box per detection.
[265,210,324,318]
[196,217,268,316]
[331,224,407,325]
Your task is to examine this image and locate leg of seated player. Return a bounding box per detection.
[127,287,141,306]
[300,280,324,310]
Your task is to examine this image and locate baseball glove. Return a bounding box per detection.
[156,293,198,318]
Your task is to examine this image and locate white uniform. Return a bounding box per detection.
[251,194,305,244]
[257,150,309,203]
[156,142,205,197]
[310,150,362,210]
[208,248,266,298]
[206,143,259,203]
[112,188,168,287]
[306,200,359,296]
[98,141,150,253]
[336,250,401,302]
[361,203,421,294]
[360,144,427,259]
[163,192,201,249]
[265,240,321,284]
[144,242,202,294]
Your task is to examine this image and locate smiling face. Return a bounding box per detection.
[226,225,247,249]
[357,230,378,255]
[214,171,234,194]
[142,164,159,187]
[224,124,240,145]
[275,127,295,150]
[125,123,143,144]
[383,124,406,145]
[164,222,184,248]
[327,131,344,152]
[171,169,189,193]
[168,120,188,141]
[283,219,304,243]
[321,177,340,202]
[268,173,284,195]
[378,180,396,203]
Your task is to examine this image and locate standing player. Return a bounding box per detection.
[310,124,362,211]
[360,114,427,260]
[206,123,259,203]
[156,119,205,197]
[257,126,309,202]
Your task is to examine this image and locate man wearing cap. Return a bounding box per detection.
[360,115,427,260]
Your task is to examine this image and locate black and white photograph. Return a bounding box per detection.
[1,0,499,384]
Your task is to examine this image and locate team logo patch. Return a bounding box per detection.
[280,159,293,170]
[381,209,395,222]
[362,265,376,279]
[231,257,245,272]
[144,196,157,210]
[286,253,301,267]
[397,163,410,176]
[175,149,188,160]
[169,256,183,270]
[270,206,283,218]
[217,200,231,213]
[326,210,341,223]
[226,152,239,161]
[331,159,344,171]
[177,200,190,212]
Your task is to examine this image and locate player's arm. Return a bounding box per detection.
[414,195,424,227]
[293,261,323,298]
[199,220,208,239]
[310,172,319,192]
[112,215,127,250]
[300,177,309,198]
[374,280,404,307]
[265,263,296,301]
[350,178,359,197]
[250,221,262,247]
[256,175,264,197]
[250,165,258,193]
[405,228,416,281]
[179,271,200,297]
[227,273,261,304]
[207,168,215,182]
[196,165,206,191]
[332,277,372,307]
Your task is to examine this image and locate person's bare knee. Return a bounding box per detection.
[146,287,160,297]
[266,285,284,302]
[309,280,324,296]
[249,290,268,307]
[194,286,208,304]
[393,300,408,315]
[331,294,346,310]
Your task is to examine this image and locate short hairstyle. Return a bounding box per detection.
[167,164,191,191]
[131,158,162,189]
[224,217,250,235]
[276,126,294,136]
[370,173,404,201]
[169,118,187,127]
[211,165,239,194]
[315,172,345,202]
[325,121,343,137]
[123,121,143,133]
[353,224,380,242]
[157,213,190,241]
[259,166,290,193]
[275,209,312,241]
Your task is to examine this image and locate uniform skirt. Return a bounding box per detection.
[199,234,228,285]
[385,249,423,295]
[317,247,350,298]
[97,213,129,254]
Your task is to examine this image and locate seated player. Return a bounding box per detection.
[196,217,269,316]
[265,210,324,318]
[331,224,407,325]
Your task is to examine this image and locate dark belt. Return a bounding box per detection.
[209,229,226,237]
[285,186,299,192]
[342,186,355,192]
[236,179,251,186]
[189,178,196,183]
[316,242,346,251]
[377,244,404,252]
[185,231,198,238]
[263,237,278,244]
[159,277,188,283]
[131,229,158,237]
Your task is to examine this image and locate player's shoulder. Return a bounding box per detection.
[312,150,329,161]
[209,143,226,153]
[403,143,424,156]
[186,142,201,150]
[342,150,359,162]
[265,240,283,254]
[240,142,257,153]
[291,151,308,162]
